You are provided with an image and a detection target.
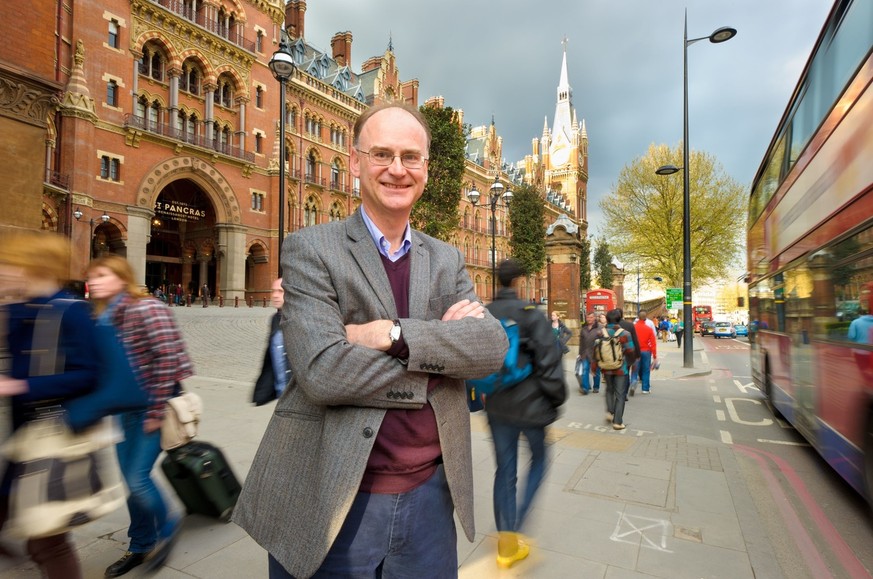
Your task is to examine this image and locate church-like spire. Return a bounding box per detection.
[388,32,393,52]
[61,39,97,121]
[552,37,573,141]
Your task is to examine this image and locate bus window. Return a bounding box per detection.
[823,224,873,341]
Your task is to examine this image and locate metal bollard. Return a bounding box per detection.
[218,295,224,307]
[234,296,239,308]
[247,296,253,308]
[186,294,191,307]
[262,297,267,307]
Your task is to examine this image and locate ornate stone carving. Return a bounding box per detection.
[0,74,60,128]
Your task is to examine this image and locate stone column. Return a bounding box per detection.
[204,82,216,145]
[216,223,247,300]
[167,67,181,129]
[126,205,155,286]
[545,214,584,347]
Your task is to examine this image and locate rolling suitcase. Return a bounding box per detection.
[161,440,241,522]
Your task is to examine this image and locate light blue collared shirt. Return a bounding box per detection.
[360,205,412,262]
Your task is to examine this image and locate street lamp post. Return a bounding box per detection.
[655,14,736,368]
[269,31,296,279]
[73,207,110,261]
[467,175,513,299]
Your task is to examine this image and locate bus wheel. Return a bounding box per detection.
[764,365,783,419]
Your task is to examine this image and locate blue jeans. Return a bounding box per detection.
[487,414,547,533]
[117,412,175,553]
[637,351,652,392]
[578,358,600,393]
[604,373,628,425]
[268,465,456,578]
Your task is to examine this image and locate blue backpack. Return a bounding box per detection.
[466,317,533,411]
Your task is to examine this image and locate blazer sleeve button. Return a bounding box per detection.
[363,427,374,438]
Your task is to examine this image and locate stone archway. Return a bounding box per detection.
[129,157,247,299]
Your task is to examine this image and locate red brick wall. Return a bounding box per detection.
[0,0,57,81]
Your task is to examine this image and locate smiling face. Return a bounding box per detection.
[351,107,429,223]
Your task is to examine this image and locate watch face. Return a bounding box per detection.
[390,322,401,342]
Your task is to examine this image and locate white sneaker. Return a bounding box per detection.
[605,412,614,422]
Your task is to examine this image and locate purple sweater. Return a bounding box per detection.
[359,253,442,493]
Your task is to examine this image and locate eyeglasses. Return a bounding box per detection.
[356,148,427,169]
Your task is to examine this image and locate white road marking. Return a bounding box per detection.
[710,385,718,392]
[732,380,759,394]
[716,409,725,421]
[757,438,810,447]
[720,430,733,444]
[611,512,673,552]
[713,395,722,404]
[725,398,773,426]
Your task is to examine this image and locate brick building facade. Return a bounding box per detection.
[2,0,585,305]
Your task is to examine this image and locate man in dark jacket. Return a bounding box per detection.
[483,259,567,570]
[252,278,292,405]
[614,309,641,397]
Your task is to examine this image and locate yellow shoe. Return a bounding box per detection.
[496,535,530,569]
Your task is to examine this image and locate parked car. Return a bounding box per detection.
[734,323,748,337]
[700,321,716,336]
[713,321,736,339]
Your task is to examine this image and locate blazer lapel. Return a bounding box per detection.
[346,211,397,319]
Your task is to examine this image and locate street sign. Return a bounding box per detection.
[665,288,682,309]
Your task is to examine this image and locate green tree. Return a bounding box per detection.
[507,183,546,278]
[600,142,746,288]
[580,234,592,290]
[411,105,468,241]
[593,238,613,288]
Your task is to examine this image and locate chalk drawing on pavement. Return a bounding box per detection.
[610,512,673,552]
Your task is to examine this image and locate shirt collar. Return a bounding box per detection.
[360,205,412,262]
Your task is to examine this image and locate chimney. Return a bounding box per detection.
[285,0,306,40]
[331,31,353,67]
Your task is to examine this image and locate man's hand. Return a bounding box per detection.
[442,299,485,321]
[346,319,394,351]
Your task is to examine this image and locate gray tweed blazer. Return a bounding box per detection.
[233,209,507,578]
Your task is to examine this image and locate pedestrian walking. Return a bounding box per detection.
[550,311,572,354]
[576,311,602,394]
[594,309,636,430]
[86,255,193,577]
[0,231,100,579]
[483,259,566,569]
[632,310,658,394]
[252,278,292,405]
[201,283,210,306]
[615,310,640,399]
[233,102,508,579]
[674,318,685,348]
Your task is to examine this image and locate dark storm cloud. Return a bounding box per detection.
[302,0,833,233]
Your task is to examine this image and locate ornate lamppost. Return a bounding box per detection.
[269,31,296,278]
[467,175,513,299]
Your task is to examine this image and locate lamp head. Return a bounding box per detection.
[466,183,480,206]
[101,212,110,223]
[656,164,681,176]
[489,178,505,199]
[269,33,296,81]
[709,27,737,43]
[502,188,513,206]
[73,207,83,220]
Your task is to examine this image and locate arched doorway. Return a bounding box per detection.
[147,179,217,299]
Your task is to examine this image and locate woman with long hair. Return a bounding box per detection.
[86,255,193,577]
[0,230,99,578]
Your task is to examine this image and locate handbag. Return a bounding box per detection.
[1,412,125,539]
[161,388,203,450]
[34,300,150,432]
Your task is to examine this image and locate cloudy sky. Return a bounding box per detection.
[303,0,833,234]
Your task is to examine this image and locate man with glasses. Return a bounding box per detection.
[235,102,508,578]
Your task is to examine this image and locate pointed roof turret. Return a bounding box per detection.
[61,39,97,121]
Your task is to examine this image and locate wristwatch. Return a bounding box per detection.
[389,319,402,345]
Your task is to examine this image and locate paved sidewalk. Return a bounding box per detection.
[1,307,783,579]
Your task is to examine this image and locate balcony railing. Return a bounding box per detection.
[124,114,255,163]
[153,0,256,52]
[45,170,70,190]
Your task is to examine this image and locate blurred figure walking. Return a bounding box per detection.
[86,256,193,577]
[576,311,602,394]
[0,231,100,579]
[252,278,292,405]
[484,259,567,569]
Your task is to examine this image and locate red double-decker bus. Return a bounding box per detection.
[692,305,713,333]
[747,0,873,502]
